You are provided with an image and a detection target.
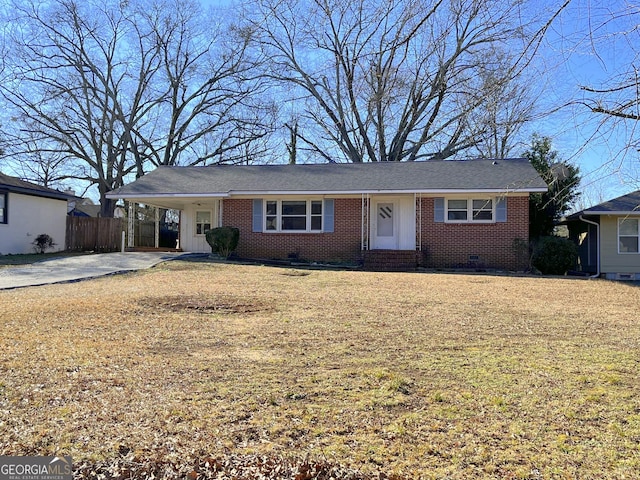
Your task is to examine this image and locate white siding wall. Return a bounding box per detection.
[397,195,416,250]
[600,215,640,274]
[179,201,220,253]
[0,193,67,254]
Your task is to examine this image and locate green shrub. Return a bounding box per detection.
[32,234,56,254]
[531,236,578,275]
[511,237,531,271]
[205,227,239,259]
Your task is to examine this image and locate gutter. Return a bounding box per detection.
[579,215,600,279]
[226,188,548,195]
[106,188,547,199]
[105,192,230,199]
[576,210,640,216]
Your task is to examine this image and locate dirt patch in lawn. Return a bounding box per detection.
[1,262,639,479]
[140,293,273,315]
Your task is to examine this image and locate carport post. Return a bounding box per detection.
[127,203,135,248]
[154,206,159,248]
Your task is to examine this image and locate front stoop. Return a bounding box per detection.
[362,250,421,272]
[125,247,184,253]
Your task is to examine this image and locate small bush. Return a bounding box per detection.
[32,234,56,254]
[531,236,578,275]
[205,227,239,259]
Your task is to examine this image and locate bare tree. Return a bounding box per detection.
[9,135,74,189]
[576,2,640,173]
[1,0,135,215]
[579,2,640,124]
[583,78,640,123]
[0,0,274,216]
[246,0,569,163]
[468,49,538,159]
[128,0,275,168]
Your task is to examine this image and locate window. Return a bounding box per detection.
[446,198,494,223]
[310,200,323,230]
[195,210,211,235]
[266,201,277,230]
[264,200,323,232]
[447,199,468,221]
[282,200,307,230]
[472,199,493,220]
[0,192,6,224]
[619,218,639,253]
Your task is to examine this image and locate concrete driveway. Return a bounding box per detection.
[0,252,188,290]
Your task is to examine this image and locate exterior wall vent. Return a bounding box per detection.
[615,273,637,281]
[607,273,638,281]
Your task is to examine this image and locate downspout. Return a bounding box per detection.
[579,215,600,279]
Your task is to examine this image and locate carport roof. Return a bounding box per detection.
[108,159,547,201]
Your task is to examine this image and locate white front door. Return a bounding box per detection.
[373,201,398,249]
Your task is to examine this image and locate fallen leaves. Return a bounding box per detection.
[74,452,388,480]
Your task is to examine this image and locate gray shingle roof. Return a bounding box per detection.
[0,172,69,201]
[108,159,547,198]
[576,190,640,215]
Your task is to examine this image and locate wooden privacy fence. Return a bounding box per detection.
[134,220,156,248]
[66,217,124,252]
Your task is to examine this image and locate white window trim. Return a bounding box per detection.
[617,217,640,254]
[195,209,213,236]
[264,198,323,233]
[444,197,495,224]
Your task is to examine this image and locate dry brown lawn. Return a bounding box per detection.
[1,260,639,479]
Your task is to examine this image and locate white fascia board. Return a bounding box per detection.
[416,187,548,194]
[227,188,547,196]
[106,187,547,200]
[105,192,230,199]
[587,211,640,215]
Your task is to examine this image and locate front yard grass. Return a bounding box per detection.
[0,261,639,478]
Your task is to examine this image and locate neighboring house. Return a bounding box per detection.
[67,196,125,218]
[66,189,124,218]
[0,172,68,254]
[68,199,101,218]
[107,159,547,270]
[566,190,640,280]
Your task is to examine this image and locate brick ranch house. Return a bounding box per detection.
[107,159,547,271]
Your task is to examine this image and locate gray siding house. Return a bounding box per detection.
[567,190,640,280]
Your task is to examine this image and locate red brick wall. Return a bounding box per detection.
[419,196,530,270]
[223,198,362,263]
[222,196,530,270]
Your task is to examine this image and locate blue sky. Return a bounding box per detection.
[199,0,639,207]
[533,0,639,207]
[5,0,634,208]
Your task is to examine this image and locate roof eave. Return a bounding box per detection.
[1,184,69,201]
[581,210,640,216]
[108,187,546,199]
[106,192,230,199]
[231,188,545,195]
